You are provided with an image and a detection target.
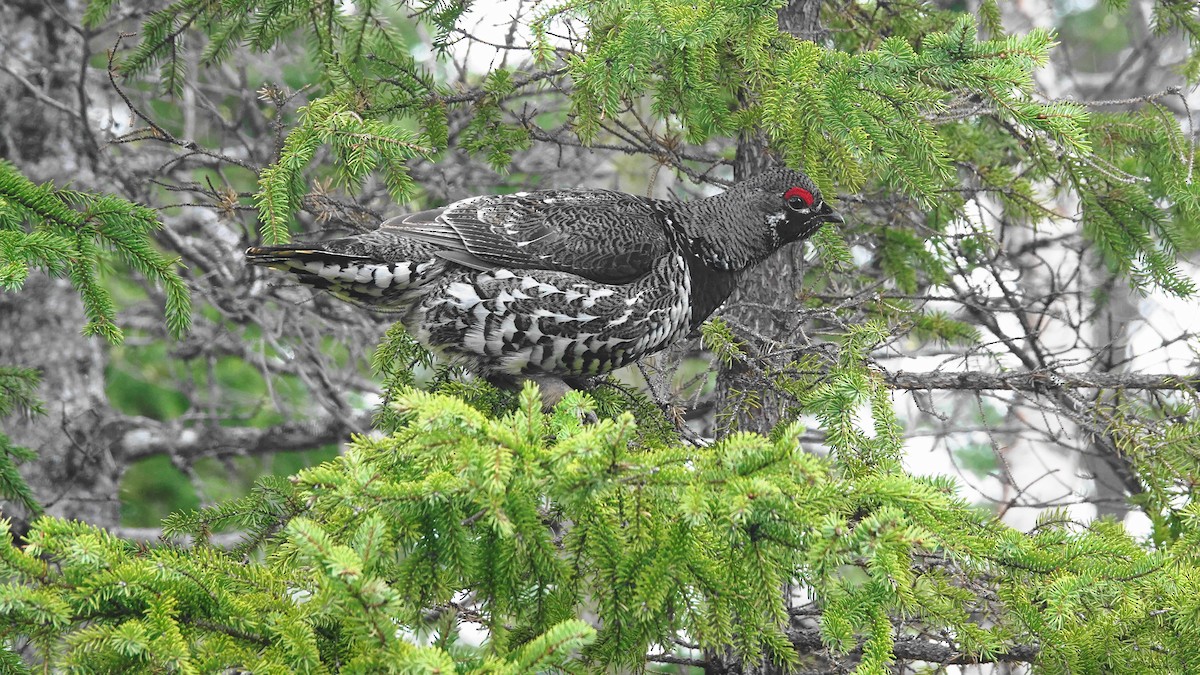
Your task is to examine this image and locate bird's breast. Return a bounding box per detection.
[684,260,742,330]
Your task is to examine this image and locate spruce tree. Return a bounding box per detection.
[3,0,1200,672]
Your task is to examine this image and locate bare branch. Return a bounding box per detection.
[884,370,1200,391]
[108,412,370,463]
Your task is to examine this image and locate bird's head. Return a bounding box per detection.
[681,167,844,272]
[738,167,844,246]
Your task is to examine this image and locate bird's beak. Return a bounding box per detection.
[820,203,845,225]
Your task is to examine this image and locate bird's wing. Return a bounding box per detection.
[381,190,672,283]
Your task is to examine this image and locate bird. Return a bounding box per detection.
[246,167,843,396]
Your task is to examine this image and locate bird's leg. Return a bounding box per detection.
[561,375,598,392]
[483,373,570,408]
[484,373,594,416]
[483,372,523,393]
[525,375,576,410]
[535,375,600,423]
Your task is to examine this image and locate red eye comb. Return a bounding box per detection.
[785,187,814,206]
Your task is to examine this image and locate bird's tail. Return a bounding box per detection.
[246,244,437,306]
[246,244,360,263]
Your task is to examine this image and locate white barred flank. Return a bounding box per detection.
[412,254,692,377]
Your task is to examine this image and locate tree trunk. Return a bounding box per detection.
[715,0,827,436]
[0,0,121,533]
[712,8,841,674]
[1084,269,1141,521]
[0,273,120,532]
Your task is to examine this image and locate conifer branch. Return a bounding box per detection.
[4,1,1200,672]
[106,34,259,172]
[0,161,192,341]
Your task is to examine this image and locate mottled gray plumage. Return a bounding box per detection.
[246,167,842,379]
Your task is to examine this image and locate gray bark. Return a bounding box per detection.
[714,0,827,436]
[0,274,117,530]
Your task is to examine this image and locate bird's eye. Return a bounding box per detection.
[784,186,814,210]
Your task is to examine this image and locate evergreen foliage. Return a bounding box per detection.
[86,0,488,243]
[4,383,1200,673]
[4,0,1200,671]
[0,160,191,342]
[0,367,42,516]
[256,93,432,243]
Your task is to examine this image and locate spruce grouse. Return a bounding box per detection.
[246,167,842,388]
